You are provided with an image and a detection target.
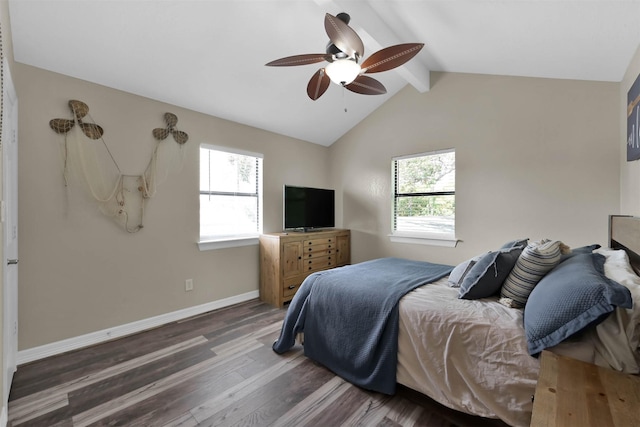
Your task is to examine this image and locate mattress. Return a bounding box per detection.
[396,277,596,427]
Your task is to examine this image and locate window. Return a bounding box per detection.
[392,149,456,245]
[199,144,263,249]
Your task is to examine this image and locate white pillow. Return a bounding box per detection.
[592,248,640,373]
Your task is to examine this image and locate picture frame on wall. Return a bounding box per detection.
[628,72,640,161]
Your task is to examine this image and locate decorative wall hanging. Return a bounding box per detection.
[49,101,188,232]
[627,72,640,161]
[153,112,189,144]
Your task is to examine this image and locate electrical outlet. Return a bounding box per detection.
[185,279,194,292]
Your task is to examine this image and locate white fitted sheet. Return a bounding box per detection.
[396,277,595,427]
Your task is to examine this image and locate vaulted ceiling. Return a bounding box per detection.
[8,1,640,146]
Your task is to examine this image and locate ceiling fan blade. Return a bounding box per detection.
[324,13,364,59]
[345,75,387,95]
[307,69,331,100]
[361,43,424,74]
[265,54,329,67]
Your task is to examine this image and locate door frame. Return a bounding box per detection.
[2,56,18,414]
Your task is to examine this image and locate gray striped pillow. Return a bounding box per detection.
[500,239,567,308]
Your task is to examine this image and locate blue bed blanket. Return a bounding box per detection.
[272,257,453,394]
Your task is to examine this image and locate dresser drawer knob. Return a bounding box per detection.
[288,285,296,289]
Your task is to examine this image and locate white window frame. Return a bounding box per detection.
[389,148,458,247]
[198,144,263,251]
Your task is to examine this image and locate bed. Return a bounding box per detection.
[272,215,640,427]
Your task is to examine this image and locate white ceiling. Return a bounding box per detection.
[8,0,640,146]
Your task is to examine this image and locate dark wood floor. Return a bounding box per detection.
[8,299,508,426]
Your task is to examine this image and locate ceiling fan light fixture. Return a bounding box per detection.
[325,58,360,86]
[266,13,424,100]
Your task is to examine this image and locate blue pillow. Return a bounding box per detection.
[524,253,632,355]
[500,238,529,249]
[559,244,601,263]
[458,246,524,299]
[449,239,528,288]
[448,255,481,287]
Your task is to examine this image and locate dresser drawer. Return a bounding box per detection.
[282,277,303,297]
[304,237,334,247]
[305,256,334,271]
[304,246,334,259]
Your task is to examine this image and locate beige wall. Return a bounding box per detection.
[15,64,329,349]
[620,43,640,214]
[10,31,634,354]
[329,72,620,266]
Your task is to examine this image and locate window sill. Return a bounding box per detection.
[198,236,259,251]
[389,233,459,248]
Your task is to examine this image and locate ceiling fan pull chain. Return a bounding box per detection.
[343,86,348,113]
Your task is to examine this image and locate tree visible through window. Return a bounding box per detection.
[200,145,263,241]
[393,149,455,236]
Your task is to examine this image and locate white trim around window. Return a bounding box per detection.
[388,232,459,247]
[197,236,259,251]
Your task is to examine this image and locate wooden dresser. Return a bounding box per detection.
[259,229,350,307]
[531,350,640,426]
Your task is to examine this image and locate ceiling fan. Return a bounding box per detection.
[265,12,424,101]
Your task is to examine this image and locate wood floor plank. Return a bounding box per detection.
[197,359,334,427]
[339,392,394,426]
[9,335,207,423]
[378,396,424,427]
[71,341,267,426]
[273,375,352,427]
[8,299,510,427]
[189,350,306,423]
[66,341,217,419]
[7,393,69,426]
[302,383,374,426]
[162,412,200,427]
[92,369,248,427]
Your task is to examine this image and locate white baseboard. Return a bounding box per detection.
[17,290,260,366]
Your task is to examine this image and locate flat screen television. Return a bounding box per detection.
[283,185,335,231]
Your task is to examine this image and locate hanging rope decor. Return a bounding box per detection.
[49,101,188,232]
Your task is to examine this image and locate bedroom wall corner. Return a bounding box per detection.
[329,72,620,266]
[620,42,640,215]
[14,64,330,351]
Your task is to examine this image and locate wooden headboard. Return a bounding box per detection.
[609,215,640,275]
